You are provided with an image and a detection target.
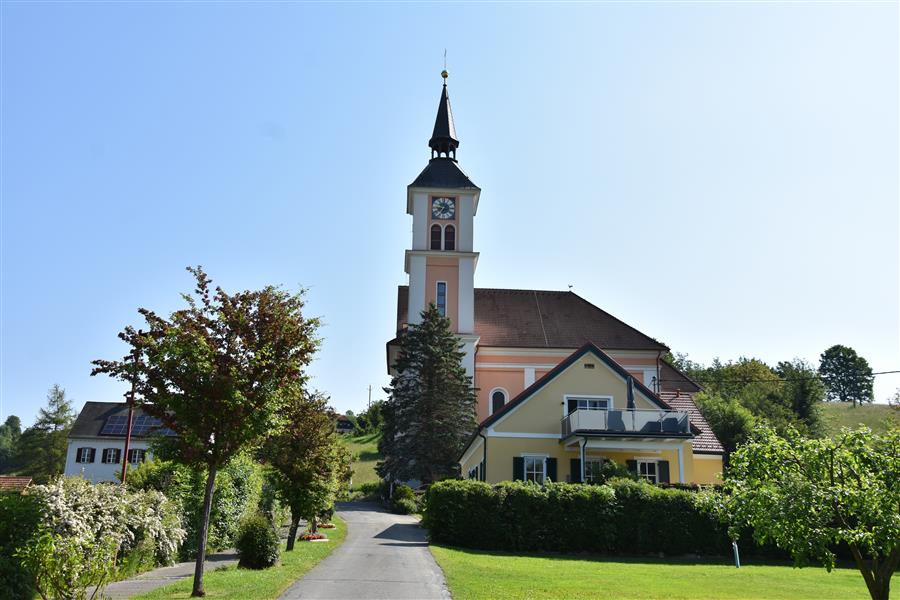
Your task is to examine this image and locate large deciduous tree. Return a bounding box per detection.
[722,426,899,600]
[262,387,349,550]
[379,303,476,484]
[819,345,874,407]
[92,267,319,597]
[14,385,74,482]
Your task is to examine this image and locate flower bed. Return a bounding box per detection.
[299,533,328,541]
[318,523,336,529]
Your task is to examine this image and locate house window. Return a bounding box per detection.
[490,389,507,414]
[584,458,605,483]
[524,456,545,484]
[430,224,442,250]
[76,447,95,463]
[436,282,447,316]
[128,449,146,465]
[637,459,658,484]
[444,225,455,250]
[102,448,121,464]
[577,398,609,410]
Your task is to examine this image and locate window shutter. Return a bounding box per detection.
[626,459,637,475]
[658,461,670,484]
[513,457,524,481]
[480,460,486,482]
[546,458,557,483]
[570,459,582,483]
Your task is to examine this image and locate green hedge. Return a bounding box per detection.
[423,478,732,556]
[0,493,40,600]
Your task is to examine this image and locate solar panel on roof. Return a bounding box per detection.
[100,415,128,435]
[100,414,172,437]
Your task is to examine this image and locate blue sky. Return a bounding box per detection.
[1,2,897,427]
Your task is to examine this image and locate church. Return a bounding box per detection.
[387,73,724,486]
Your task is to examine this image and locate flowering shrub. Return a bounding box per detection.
[16,476,186,599]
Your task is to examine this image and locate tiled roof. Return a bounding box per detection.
[658,391,723,454]
[69,402,157,439]
[396,286,667,351]
[0,476,32,493]
[658,361,702,394]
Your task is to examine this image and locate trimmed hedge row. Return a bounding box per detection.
[422,478,733,556]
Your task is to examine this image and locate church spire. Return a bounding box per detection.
[429,70,459,160]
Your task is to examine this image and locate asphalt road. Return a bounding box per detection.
[279,502,450,600]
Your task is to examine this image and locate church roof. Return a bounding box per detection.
[395,286,668,351]
[409,158,480,190]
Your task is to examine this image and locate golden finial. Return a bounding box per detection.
[441,69,449,80]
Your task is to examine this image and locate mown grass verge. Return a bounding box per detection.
[342,432,381,489]
[134,516,346,600]
[430,545,868,600]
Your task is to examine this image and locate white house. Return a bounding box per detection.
[65,401,167,482]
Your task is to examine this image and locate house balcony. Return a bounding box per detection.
[561,409,692,439]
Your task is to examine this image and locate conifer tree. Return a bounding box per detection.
[15,385,75,482]
[379,304,476,484]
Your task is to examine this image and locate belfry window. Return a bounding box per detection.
[430,225,442,250]
[444,225,456,250]
[436,282,447,316]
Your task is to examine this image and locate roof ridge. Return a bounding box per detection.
[475,287,571,294]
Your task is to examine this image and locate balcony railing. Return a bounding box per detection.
[561,409,691,438]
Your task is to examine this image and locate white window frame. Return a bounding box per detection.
[522,454,546,485]
[127,448,146,465]
[489,387,509,415]
[435,281,448,317]
[583,457,605,483]
[563,394,614,417]
[102,448,121,464]
[76,447,95,463]
[637,459,658,484]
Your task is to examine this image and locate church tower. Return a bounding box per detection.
[404,71,480,376]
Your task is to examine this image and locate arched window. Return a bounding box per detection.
[430,225,442,250]
[491,389,508,415]
[444,225,456,251]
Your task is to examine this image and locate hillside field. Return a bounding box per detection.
[342,431,381,489]
[818,401,898,436]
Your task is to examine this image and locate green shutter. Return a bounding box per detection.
[626,459,637,475]
[513,457,525,481]
[546,458,557,483]
[657,461,670,484]
[570,458,582,483]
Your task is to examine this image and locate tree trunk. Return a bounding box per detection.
[848,544,894,600]
[286,513,300,551]
[191,463,218,598]
[310,515,318,534]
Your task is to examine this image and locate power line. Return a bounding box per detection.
[660,370,900,385]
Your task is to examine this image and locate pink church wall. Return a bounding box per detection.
[425,257,459,330]
[474,369,526,422]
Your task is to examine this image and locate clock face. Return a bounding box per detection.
[431,197,456,220]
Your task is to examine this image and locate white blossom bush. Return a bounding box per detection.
[18,476,187,599]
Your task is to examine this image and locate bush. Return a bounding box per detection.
[127,454,263,560]
[391,484,418,514]
[0,493,40,599]
[424,479,731,556]
[235,514,280,569]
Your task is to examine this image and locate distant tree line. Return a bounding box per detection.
[0,384,75,482]
[666,343,877,463]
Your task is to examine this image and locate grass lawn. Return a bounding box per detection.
[342,431,381,489]
[819,401,898,436]
[430,546,869,600]
[133,516,346,600]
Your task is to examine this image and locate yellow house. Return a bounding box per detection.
[387,73,724,484]
[458,343,724,485]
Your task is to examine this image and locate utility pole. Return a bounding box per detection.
[121,334,141,484]
[367,385,372,410]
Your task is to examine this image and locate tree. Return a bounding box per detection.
[693,392,755,464]
[722,426,900,600]
[355,400,384,435]
[0,415,22,473]
[92,267,319,597]
[379,304,476,484]
[262,387,347,551]
[819,345,874,407]
[775,359,825,436]
[15,386,74,482]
